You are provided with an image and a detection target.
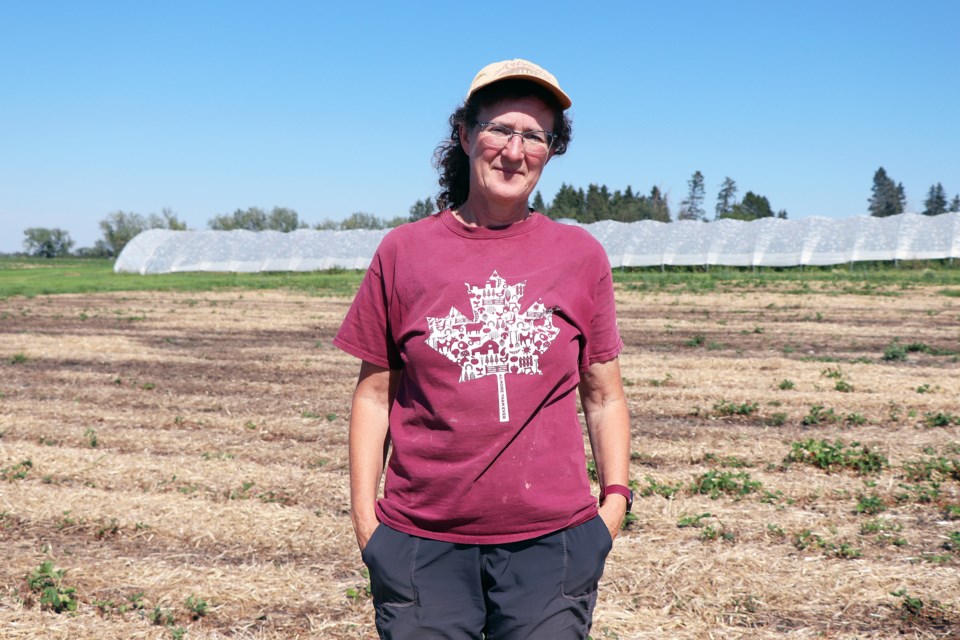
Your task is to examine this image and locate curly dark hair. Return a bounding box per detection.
[433,79,572,211]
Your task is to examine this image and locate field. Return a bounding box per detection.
[1,263,959,639]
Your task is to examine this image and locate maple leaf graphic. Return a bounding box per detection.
[426,271,560,422]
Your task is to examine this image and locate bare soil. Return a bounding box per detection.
[1,285,958,639]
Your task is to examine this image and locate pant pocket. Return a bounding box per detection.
[561,515,613,600]
[362,524,418,607]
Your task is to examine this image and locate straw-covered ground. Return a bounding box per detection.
[1,281,958,639]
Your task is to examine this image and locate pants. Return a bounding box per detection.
[361,515,613,640]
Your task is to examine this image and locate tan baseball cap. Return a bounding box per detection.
[466,58,571,110]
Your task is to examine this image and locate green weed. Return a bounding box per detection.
[148,606,176,626]
[26,561,78,613]
[186,594,208,619]
[684,334,706,347]
[785,439,887,475]
[712,400,759,417]
[638,475,683,499]
[801,404,840,426]
[8,352,28,365]
[777,379,795,390]
[677,513,711,528]
[84,427,98,448]
[691,470,761,499]
[1,459,32,481]
[924,411,960,428]
[882,340,907,361]
[856,494,886,515]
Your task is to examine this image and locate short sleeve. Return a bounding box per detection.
[580,264,623,370]
[332,254,403,370]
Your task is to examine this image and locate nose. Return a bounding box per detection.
[501,133,525,161]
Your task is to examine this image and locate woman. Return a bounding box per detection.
[334,58,631,640]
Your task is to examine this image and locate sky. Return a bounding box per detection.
[2,0,958,254]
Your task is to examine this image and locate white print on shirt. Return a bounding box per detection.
[426,271,560,422]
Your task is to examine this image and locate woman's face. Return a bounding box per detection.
[459,96,555,210]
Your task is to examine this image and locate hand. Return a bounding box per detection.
[353,514,380,552]
[598,495,628,541]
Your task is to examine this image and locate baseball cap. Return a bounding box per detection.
[466,58,571,110]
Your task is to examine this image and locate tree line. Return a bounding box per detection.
[17,169,960,258]
[868,167,960,217]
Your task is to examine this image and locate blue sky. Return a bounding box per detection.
[2,0,958,253]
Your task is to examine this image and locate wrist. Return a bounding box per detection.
[600,484,633,513]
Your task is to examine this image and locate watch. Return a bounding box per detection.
[600,484,633,513]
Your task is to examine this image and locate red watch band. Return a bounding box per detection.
[601,484,633,513]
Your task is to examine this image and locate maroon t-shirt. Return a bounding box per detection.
[333,210,623,543]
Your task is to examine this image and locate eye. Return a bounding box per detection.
[522,131,549,146]
[487,124,513,138]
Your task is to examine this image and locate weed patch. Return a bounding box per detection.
[691,470,762,499]
[785,439,887,475]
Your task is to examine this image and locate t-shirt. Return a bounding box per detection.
[333,209,623,544]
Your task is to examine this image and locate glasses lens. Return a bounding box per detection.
[478,123,553,156]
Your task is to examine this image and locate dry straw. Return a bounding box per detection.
[1,285,957,638]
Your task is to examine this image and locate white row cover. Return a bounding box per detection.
[115,212,960,274]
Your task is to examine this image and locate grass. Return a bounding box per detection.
[0,257,364,298]
[4,257,960,299]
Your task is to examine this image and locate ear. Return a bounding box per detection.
[458,123,471,151]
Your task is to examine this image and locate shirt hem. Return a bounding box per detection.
[375,505,600,545]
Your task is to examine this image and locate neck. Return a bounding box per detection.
[455,200,530,228]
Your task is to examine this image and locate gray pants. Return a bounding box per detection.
[361,515,613,640]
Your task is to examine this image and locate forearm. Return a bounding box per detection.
[580,358,632,535]
[347,362,395,548]
[585,396,631,489]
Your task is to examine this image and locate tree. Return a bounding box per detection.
[340,212,385,230]
[677,171,706,221]
[408,197,436,222]
[950,195,960,213]
[99,208,186,256]
[23,227,74,258]
[267,207,305,231]
[715,177,738,220]
[584,184,611,223]
[530,191,547,214]
[868,167,904,217]
[648,186,671,222]
[549,183,585,220]
[737,192,775,219]
[208,206,303,231]
[922,183,948,216]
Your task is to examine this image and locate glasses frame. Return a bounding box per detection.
[474,121,557,156]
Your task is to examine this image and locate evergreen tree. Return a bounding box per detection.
[648,186,671,222]
[868,167,904,217]
[950,195,960,212]
[677,171,706,221]
[530,191,547,214]
[584,184,610,223]
[549,183,585,220]
[896,183,907,213]
[715,177,738,220]
[922,183,948,216]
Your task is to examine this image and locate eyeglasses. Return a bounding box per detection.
[475,121,556,156]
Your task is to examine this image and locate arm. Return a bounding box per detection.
[579,357,632,540]
[348,360,399,552]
